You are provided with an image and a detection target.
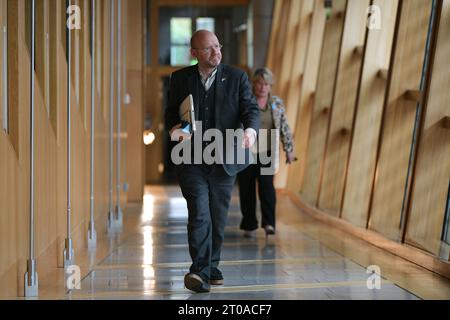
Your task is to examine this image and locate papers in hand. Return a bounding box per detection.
[179,94,196,133]
[170,94,195,142]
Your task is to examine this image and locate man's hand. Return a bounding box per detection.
[170,124,191,142]
[169,124,182,136]
[242,128,257,149]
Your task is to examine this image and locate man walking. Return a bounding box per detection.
[165,30,259,293]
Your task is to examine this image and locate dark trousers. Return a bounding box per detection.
[176,164,235,280]
[237,162,276,231]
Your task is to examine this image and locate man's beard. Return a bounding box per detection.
[207,55,221,67]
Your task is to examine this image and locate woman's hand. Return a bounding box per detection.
[242,128,257,149]
[286,152,297,164]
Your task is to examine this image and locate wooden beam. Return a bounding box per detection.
[377,68,389,80]
[318,0,369,216]
[404,89,423,103]
[369,0,433,241]
[436,116,450,130]
[279,0,317,190]
[266,0,283,71]
[341,0,399,228]
[353,45,364,56]
[339,127,350,137]
[299,0,347,205]
[405,0,450,256]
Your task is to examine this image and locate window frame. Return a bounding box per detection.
[169,17,192,66]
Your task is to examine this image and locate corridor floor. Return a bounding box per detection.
[62,185,450,300]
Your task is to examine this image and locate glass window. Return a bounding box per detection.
[170,17,191,66]
[442,182,450,245]
[196,17,214,32]
[0,0,8,133]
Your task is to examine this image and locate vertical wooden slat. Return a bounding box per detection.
[318,0,369,217]
[35,0,46,113]
[270,0,290,89]
[275,0,314,189]
[369,0,433,241]
[0,0,5,131]
[145,0,164,183]
[53,0,66,268]
[7,0,20,155]
[285,0,326,193]
[0,0,143,296]
[266,0,282,71]
[275,0,303,102]
[300,0,347,206]
[405,0,450,255]
[81,0,89,129]
[125,0,145,201]
[341,0,399,227]
[49,0,59,137]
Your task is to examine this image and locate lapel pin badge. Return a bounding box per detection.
[221,78,226,82]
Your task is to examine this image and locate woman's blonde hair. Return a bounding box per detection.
[252,68,274,85]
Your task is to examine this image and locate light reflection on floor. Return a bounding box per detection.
[65,185,431,300]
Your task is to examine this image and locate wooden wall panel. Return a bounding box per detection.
[49,0,60,136]
[0,0,31,297]
[286,0,326,192]
[275,0,303,102]
[341,0,399,227]
[369,0,433,241]
[54,0,68,268]
[300,0,347,206]
[7,0,20,154]
[275,0,314,189]
[80,0,89,129]
[35,0,50,119]
[266,0,282,72]
[0,0,6,131]
[405,0,450,256]
[318,0,369,217]
[0,0,140,297]
[145,0,165,184]
[125,0,144,202]
[270,0,289,88]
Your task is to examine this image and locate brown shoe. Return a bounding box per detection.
[184,273,210,293]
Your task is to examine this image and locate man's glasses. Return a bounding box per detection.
[193,44,223,54]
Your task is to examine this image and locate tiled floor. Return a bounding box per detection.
[59,185,450,300]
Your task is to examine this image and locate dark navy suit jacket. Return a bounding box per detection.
[165,64,260,176]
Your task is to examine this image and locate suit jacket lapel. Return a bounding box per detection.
[187,67,200,121]
[215,64,225,127]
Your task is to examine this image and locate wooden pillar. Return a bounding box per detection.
[125,0,145,201]
[285,0,326,192]
[300,0,347,206]
[341,0,399,227]
[369,0,433,241]
[405,0,450,257]
[318,0,369,217]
